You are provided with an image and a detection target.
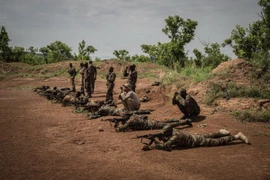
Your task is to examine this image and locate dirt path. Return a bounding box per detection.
[0,77,269,180]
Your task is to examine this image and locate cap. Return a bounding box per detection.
[123,83,132,90]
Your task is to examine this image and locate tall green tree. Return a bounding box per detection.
[0,26,12,61]
[113,49,130,61]
[141,15,197,69]
[162,15,198,68]
[223,0,270,62]
[77,40,97,60]
[203,43,229,68]
[47,41,72,62]
[193,48,203,67]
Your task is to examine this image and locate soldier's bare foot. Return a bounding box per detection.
[235,132,250,144]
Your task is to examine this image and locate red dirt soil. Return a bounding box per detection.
[0,61,270,180]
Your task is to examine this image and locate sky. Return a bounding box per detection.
[0,0,262,59]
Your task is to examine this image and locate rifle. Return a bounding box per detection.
[132,132,164,146]
[132,127,174,146]
[101,116,129,128]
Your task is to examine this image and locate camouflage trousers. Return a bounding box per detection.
[116,115,190,132]
[97,106,124,116]
[106,83,114,102]
[92,79,95,93]
[70,78,76,91]
[81,78,85,92]
[155,129,235,150]
[85,78,92,97]
[131,84,136,92]
[62,94,76,106]
[122,99,140,111]
[178,102,200,117]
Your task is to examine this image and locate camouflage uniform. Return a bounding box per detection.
[79,66,86,92]
[106,71,116,102]
[62,92,88,106]
[154,128,244,151]
[123,65,137,92]
[34,86,50,96]
[119,91,140,111]
[172,94,200,118]
[88,104,125,119]
[85,64,97,97]
[68,66,76,91]
[116,114,192,132]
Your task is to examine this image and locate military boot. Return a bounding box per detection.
[234,132,250,144]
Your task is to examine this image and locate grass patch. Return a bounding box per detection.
[231,110,270,123]
[205,82,270,105]
[179,67,214,82]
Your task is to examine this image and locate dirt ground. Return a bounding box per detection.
[0,74,270,179]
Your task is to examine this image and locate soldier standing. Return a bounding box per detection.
[172,88,200,121]
[88,60,97,93]
[123,64,137,92]
[85,62,93,98]
[79,62,86,93]
[106,66,116,102]
[68,63,76,92]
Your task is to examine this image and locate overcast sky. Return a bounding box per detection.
[0,0,262,59]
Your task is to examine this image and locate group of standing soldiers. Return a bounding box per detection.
[68,61,97,98]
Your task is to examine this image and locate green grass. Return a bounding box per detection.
[179,66,215,83]
[205,82,270,105]
[231,110,270,122]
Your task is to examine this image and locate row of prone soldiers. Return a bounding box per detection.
[68,61,138,103]
[34,84,250,151]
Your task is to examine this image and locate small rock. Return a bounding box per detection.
[98,127,104,132]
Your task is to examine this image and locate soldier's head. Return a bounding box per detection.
[89,60,93,65]
[122,83,132,92]
[84,62,88,68]
[179,88,187,98]
[69,63,73,68]
[53,86,57,90]
[80,62,84,68]
[129,64,136,71]
[109,66,114,72]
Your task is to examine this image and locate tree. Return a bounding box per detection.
[39,47,49,64]
[0,26,12,61]
[193,48,203,67]
[12,46,25,62]
[113,49,130,61]
[77,40,97,60]
[203,43,229,68]
[47,41,72,62]
[223,0,270,62]
[141,15,197,69]
[162,15,198,68]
